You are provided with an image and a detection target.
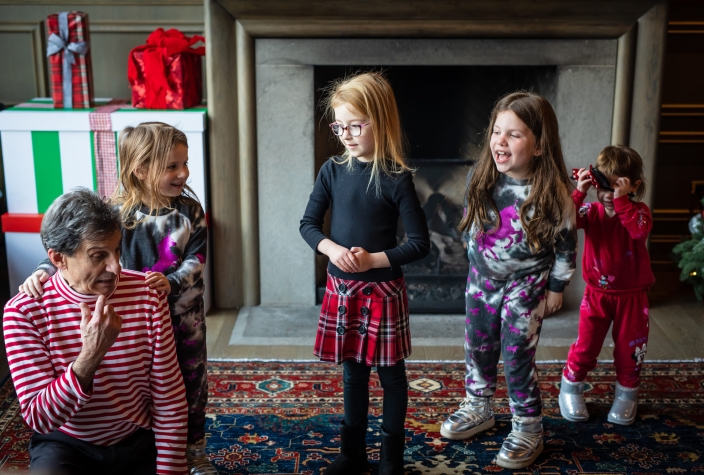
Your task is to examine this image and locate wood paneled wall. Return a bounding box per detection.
[649,0,704,266]
[0,0,204,105]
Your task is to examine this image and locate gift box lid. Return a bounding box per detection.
[1,213,43,233]
[0,98,206,132]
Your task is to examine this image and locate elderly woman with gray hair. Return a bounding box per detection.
[3,188,188,475]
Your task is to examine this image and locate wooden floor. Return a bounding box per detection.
[0,271,697,383]
[207,269,704,362]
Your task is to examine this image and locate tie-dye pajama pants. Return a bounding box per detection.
[464,266,550,417]
[171,298,208,444]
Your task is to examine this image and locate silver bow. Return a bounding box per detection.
[46,12,89,108]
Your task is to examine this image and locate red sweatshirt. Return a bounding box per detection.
[573,190,655,291]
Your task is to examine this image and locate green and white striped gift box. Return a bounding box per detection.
[0,98,208,214]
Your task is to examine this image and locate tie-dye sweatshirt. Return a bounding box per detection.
[466,172,577,292]
[38,196,207,315]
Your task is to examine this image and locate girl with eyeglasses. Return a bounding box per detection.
[300,72,430,475]
[440,92,578,469]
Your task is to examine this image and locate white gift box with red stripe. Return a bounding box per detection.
[0,98,211,311]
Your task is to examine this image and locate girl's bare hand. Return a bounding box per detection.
[350,247,373,273]
[145,271,172,294]
[544,290,563,317]
[327,244,360,273]
[19,270,50,299]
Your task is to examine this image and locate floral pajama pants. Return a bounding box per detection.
[172,298,208,444]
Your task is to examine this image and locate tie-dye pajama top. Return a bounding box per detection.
[461,172,578,414]
[466,173,578,291]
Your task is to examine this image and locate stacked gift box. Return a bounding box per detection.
[0,98,212,312]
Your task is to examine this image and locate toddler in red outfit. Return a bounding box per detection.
[560,145,654,426]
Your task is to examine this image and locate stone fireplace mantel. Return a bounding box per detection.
[204,0,667,310]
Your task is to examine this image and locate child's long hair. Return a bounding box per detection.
[323,71,411,194]
[113,122,197,228]
[459,92,572,250]
[596,145,646,201]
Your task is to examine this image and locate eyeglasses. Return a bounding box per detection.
[329,122,370,137]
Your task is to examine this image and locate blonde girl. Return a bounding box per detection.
[440,92,577,470]
[299,72,430,475]
[20,122,216,475]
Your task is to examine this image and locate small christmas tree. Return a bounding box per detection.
[672,197,704,300]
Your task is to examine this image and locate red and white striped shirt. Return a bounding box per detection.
[3,269,188,474]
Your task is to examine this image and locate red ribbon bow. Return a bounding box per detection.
[128,28,205,109]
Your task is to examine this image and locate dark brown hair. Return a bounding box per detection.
[459,91,573,250]
[596,145,646,201]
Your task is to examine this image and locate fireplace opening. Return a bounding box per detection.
[314,65,557,312]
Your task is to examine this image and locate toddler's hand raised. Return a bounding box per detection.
[613,177,634,199]
[575,168,592,193]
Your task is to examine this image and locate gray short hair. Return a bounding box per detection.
[40,188,121,255]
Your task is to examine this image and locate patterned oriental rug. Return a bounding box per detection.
[0,361,702,474]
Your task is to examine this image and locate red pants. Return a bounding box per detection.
[564,286,649,388]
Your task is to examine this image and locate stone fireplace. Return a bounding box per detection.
[256,38,616,312]
[204,0,667,315]
[313,65,558,312]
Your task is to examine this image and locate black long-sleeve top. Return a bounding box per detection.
[300,157,430,282]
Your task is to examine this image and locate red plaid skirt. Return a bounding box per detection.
[314,273,411,366]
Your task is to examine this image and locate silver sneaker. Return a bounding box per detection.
[558,374,589,422]
[496,416,543,469]
[608,382,638,425]
[440,395,494,440]
[187,439,219,475]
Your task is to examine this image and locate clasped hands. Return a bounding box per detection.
[318,239,388,273]
[328,244,374,273]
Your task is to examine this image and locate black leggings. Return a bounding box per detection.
[342,359,408,435]
[29,428,157,475]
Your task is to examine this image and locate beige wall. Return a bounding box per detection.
[0,0,204,105]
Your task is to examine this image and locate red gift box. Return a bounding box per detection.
[46,11,94,109]
[128,28,205,110]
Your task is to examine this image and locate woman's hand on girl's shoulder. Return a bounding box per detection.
[145,271,172,295]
